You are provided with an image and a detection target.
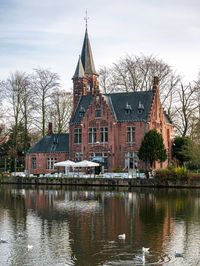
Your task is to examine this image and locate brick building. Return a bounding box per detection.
[26,26,173,174]
[26,123,69,175]
[69,27,174,172]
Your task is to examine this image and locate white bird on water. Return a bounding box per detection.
[142,247,150,253]
[175,251,184,257]
[118,233,126,240]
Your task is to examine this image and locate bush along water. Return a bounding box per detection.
[154,166,190,181]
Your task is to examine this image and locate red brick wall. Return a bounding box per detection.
[26,152,69,175]
[70,88,174,172]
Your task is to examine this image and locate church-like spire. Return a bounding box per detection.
[73,55,85,79]
[80,28,97,75]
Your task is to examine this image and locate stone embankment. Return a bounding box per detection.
[1,176,200,188]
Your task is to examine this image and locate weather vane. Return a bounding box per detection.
[84,9,89,28]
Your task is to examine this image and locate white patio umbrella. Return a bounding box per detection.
[54,160,76,167]
[54,160,76,175]
[74,160,99,167]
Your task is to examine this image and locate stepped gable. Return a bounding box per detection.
[28,133,69,153]
[70,94,94,124]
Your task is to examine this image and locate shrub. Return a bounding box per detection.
[112,168,124,173]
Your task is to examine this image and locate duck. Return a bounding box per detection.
[135,254,145,263]
[0,239,7,243]
[175,251,184,257]
[17,232,24,237]
[118,233,126,240]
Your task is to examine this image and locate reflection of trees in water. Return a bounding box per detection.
[1,186,200,265]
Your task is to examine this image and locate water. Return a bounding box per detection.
[0,185,200,266]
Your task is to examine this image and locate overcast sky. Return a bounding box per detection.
[0,0,199,90]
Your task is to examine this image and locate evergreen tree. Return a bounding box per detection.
[172,136,191,166]
[138,129,167,168]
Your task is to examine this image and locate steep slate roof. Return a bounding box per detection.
[71,91,154,124]
[71,94,93,124]
[27,133,69,153]
[73,55,85,79]
[80,28,97,75]
[108,91,153,122]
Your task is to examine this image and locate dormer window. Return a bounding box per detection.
[79,105,85,118]
[138,101,144,114]
[125,102,132,114]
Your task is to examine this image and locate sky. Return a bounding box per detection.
[0,0,200,90]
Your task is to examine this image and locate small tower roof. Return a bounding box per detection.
[80,28,97,75]
[73,55,85,79]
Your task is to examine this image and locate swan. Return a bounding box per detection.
[27,245,33,250]
[118,233,126,239]
[142,247,149,253]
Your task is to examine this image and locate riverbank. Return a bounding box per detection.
[1,175,200,188]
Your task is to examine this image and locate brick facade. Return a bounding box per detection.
[27,152,68,175]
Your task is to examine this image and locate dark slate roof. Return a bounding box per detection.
[80,28,97,75]
[73,55,85,79]
[27,133,69,153]
[164,111,173,125]
[108,91,153,122]
[71,91,154,124]
[71,95,94,124]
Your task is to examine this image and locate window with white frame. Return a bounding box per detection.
[74,128,82,144]
[127,126,135,143]
[89,127,97,143]
[46,157,57,169]
[100,127,108,143]
[31,157,36,169]
[124,152,138,169]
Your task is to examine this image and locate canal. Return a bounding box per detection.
[0,185,200,265]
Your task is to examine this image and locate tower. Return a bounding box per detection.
[72,27,99,111]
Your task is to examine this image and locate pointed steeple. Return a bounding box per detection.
[73,55,85,79]
[80,28,97,75]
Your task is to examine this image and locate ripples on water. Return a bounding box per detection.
[0,186,200,265]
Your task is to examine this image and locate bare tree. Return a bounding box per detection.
[49,90,73,133]
[98,54,180,117]
[173,83,198,137]
[31,68,60,136]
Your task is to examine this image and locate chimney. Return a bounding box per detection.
[153,76,159,92]
[47,122,53,136]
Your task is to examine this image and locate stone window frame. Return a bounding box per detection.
[127,126,136,143]
[96,109,101,118]
[89,127,97,144]
[46,157,57,169]
[74,128,82,144]
[124,151,138,169]
[100,127,108,143]
[31,157,36,169]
